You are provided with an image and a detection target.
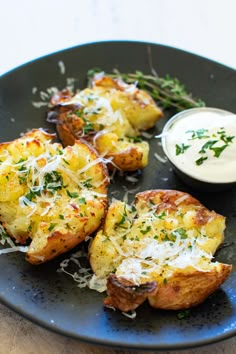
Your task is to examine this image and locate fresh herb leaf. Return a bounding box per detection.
[173,228,188,239]
[186,128,209,140]
[127,136,143,143]
[82,178,93,188]
[210,144,228,158]
[25,189,41,201]
[156,211,166,220]
[78,197,86,204]
[177,309,191,319]
[66,190,79,198]
[175,143,190,155]
[87,69,205,112]
[18,175,27,184]
[195,156,208,165]
[43,171,64,192]
[198,140,217,154]
[48,223,57,232]
[140,225,151,234]
[63,158,70,165]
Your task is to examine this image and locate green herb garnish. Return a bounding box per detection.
[177,309,191,319]
[175,143,190,155]
[172,228,188,239]
[211,145,228,158]
[186,128,209,140]
[82,178,93,188]
[66,190,79,198]
[78,197,86,204]
[140,225,151,235]
[156,211,166,220]
[25,188,41,201]
[176,127,235,166]
[48,223,57,232]
[87,69,205,111]
[43,171,64,192]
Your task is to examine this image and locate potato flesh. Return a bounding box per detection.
[52,76,163,171]
[89,190,232,309]
[0,129,108,264]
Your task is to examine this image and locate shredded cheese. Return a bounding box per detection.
[0,246,29,255]
[0,130,108,257]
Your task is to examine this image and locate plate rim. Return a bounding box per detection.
[1,39,235,79]
[0,40,236,350]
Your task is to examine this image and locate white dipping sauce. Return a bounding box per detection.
[162,108,236,183]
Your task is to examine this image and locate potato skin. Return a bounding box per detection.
[148,263,232,310]
[48,76,163,171]
[0,129,109,264]
[89,189,232,312]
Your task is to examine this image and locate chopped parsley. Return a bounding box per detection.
[82,117,94,134]
[63,158,70,165]
[115,208,129,229]
[43,171,64,192]
[176,127,235,166]
[25,188,41,201]
[177,309,191,319]
[195,156,208,166]
[18,175,27,184]
[172,228,188,239]
[156,211,166,220]
[78,197,86,204]
[48,223,57,232]
[198,140,217,154]
[127,136,143,143]
[186,128,209,140]
[81,178,93,188]
[140,225,151,234]
[66,190,79,198]
[175,143,190,155]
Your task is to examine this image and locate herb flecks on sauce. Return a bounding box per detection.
[176,127,235,165]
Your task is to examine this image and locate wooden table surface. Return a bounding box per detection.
[0,1,235,353]
[0,302,236,353]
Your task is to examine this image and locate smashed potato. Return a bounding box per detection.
[89,190,232,312]
[47,76,163,171]
[0,129,108,264]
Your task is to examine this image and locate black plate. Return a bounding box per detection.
[0,41,236,351]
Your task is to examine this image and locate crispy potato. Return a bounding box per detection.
[89,190,232,312]
[148,263,232,310]
[48,76,163,171]
[0,129,109,264]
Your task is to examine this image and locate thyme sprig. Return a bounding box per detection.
[87,69,205,112]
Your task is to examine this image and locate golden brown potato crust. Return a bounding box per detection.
[48,76,163,171]
[104,274,158,312]
[89,189,232,312]
[148,263,232,310]
[0,129,109,264]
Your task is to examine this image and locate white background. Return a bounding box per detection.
[0,0,235,75]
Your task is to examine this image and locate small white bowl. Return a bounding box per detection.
[161,107,236,192]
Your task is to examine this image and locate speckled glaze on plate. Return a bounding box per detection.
[0,41,235,351]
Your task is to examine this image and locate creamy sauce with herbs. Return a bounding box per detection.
[163,109,236,183]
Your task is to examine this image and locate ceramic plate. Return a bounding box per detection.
[0,41,236,350]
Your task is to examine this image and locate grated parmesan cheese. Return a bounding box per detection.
[58,60,66,75]
[154,152,167,163]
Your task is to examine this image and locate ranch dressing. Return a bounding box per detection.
[163,108,236,183]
